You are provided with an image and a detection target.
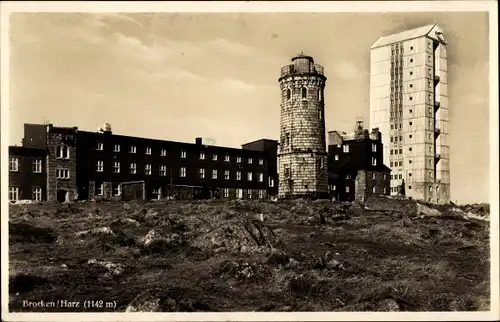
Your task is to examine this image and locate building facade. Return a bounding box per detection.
[278,54,328,199]
[9,122,279,202]
[327,119,391,202]
[369,24,450,204]
[8,146,48,202]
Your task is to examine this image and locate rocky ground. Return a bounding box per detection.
[8,196,490,312]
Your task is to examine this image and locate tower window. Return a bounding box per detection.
[409,71,413,76]
[410,46,413,50]
[319,110,323,120]
[318,89,323,101]
[301,87,307,99]
[410,58,413,63]
[286,88,291,100]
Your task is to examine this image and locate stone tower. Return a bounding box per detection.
[278,54,328,199]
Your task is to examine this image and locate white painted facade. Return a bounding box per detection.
[369,24,450,203]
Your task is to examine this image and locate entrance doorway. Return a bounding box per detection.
[57,189,68,203]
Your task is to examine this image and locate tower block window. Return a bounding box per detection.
[286,88,291,100]
[301,87,307,99]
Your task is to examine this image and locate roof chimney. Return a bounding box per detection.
[195,137,202,145]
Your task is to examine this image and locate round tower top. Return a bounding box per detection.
[291,53,314,63]
[279,53,326,81]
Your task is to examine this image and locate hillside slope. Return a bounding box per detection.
[8,196,490,312]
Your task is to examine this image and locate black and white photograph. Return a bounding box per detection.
[1,1,498,321]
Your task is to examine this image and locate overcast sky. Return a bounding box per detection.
[8,11,489,203]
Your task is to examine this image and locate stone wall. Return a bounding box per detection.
[355,170,391,202]
[88,181,115,200]
[278,72,328,199]
[46,127,78,202]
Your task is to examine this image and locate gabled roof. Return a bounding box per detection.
[371,24,441,49]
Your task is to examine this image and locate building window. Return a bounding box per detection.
[372,172,376,179]
[390,162,393,167]
[247,190,253,199]
[258,190,264,199]
[269,177,275,187]
[96,183,104,196]
[258,173,264,182]
[129,145,136,154]
[399,174,402,180]
[333,185,336,190]
[301,87,307,99]
[145,147,152,155]
[32,187,42,201]
[224,170,230,180]
[409,172,412,177]
[199,168,205,179]
[372,143,377,152]
[410,71,413,76]
[335,154,339,161]
[56,169,70,179]
[212,169,218,179]
[398,161,402,166]
[391,136,394,142]
[248,157,253,164]
[161,149,167,156]
[237,156,242,163]
[390,150,394,155]
[112,183,121,196]
[345,186,350,193]
[9,187,19,201]
[114,144,121,152]
[247,172,253,181]
[343,144,349,153]
[9,157,19,172]
[409,160,412,164]
[130,163,137,174]
[56,145,70,159]
[428,55,432,62]
[429,186,433,192]
[286,88,291,100]
[372,186,376,193]
[383,173,387,180]
[96,142,104,151]
[222,188,229,198]
[181,150,186,158]
[212,154,218,161]
[180,167,186,177]
[113,161,120,173]
[410,46,413,50]
[32,159,42,173]
[319,110,323,120]
[259,158,264,165]
[225,154,230,162]
[372,157,377,166]
[409,84,413,88]
[145,164,152,175]
[199,152,205,160]
[409,96,413,101]
[236,171,242,181]
[409,109,413,113]
[318,89,323,101]
[409,58,413,63]
[160,165,167,176]
[96,160,104,172]
[346,174,351,179]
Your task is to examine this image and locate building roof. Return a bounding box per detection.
[371,24,439,49]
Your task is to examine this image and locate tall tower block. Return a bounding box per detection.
[369,24,450,204]
[278,54,328,199]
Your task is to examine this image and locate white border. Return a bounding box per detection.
[1,1,498,322]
